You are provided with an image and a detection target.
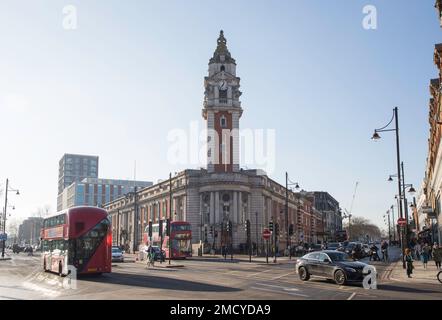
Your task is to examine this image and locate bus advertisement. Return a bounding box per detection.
[143,221,192,259]
[40,206,112,276]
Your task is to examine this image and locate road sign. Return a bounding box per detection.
[262,228,271,240]
[397,218,407,226]
[0,233,7,241]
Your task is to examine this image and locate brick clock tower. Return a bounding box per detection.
[203,30,243,173]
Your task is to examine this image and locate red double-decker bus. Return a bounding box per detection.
[41,206,112,276]
[143,221,192,259]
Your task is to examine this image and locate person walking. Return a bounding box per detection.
[432,243,442,270]
[414,242,421,261]
[405,248,414,278]
[422,243,430,269]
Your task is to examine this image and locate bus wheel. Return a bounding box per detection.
[58,263,63,277]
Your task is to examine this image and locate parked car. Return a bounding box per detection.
[12,244,24,254]
[325,242,340,250]
[112,246,125,262]
[296,250,372,285]
[308,244,322,252]
[151,246,166,262]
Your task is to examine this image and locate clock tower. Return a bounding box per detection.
[203,30,243,173]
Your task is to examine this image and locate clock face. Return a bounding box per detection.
[218,80,227,90]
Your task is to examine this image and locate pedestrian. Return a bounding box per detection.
[422,243,430,269]
[405,248,414,278]
[414,242,421,261]
[432,243,442,270]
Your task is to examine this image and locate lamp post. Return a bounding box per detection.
[372,106,406,268]
[390,205,396,242]
[2,179,20,258]
[388,165,416,248]
[384,210,391,243]
[285,172,300,260]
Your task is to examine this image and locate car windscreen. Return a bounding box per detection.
[112,248,121,253]
[327,252,353,262]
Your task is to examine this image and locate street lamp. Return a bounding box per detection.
[285,172,300,260]
[372,106,406,268]
[2,178,20,258]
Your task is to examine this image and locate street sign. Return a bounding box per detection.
[397,218,407,226]
[0,233,7,241]
[262,228,271,240]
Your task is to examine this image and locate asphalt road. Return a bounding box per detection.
[1,250,441,300]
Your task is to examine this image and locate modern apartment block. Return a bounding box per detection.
[58,177,152,210]
[58,154,99,194]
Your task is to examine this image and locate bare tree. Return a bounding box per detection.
[343,216,382,241]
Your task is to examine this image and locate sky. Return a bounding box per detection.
[0,0,439,231]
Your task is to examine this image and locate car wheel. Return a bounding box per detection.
[43,260,47,272]
[334,269,346,285]
[298,266,310,281]
[58,263,63,277]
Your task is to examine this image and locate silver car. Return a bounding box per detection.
[112,247,124,262]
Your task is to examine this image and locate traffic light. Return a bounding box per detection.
[209,225,214,236]
[148,221,153,237]
[159,220,163,237]
[275,223,279,237]
[289,224,294,236]
[226,221,230,233]
[245,220,251,237]
[166,218,170,236]
[269,220,274,232]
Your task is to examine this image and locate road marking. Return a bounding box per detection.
[247,269,273,278]
[255,283,300,291]
[347,292,356,300]
[250,286,309,297]
[270,271,294,280]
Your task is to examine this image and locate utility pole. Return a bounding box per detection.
[391,205,396,242]
[255,211,258,256]
[1,179,9,258]
[285,172,290,259]
[169,172,172,265]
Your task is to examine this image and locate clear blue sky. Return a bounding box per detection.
[0,0,439,230]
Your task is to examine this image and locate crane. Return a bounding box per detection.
[344,181,359,240]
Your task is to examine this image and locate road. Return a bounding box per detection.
[1,249,441,300]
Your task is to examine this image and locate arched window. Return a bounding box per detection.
[220,115,227,128]
[220,65,225,72]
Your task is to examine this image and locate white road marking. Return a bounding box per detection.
[270,272,294,280]
[347,292,356,300]
[255,283,299,291]
[250,286,309,297]
[247,269,273,277]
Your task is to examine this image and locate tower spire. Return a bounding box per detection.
[210,30,235,64]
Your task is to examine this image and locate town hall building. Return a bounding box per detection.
[104,31,325,254]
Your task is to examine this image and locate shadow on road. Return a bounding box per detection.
[80,271,242,292]
[377,284,442,294]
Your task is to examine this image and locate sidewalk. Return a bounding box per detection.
[389,258,441,285]
[187,254,297,265]
[123,253,185,268]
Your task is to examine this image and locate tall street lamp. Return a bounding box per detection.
[285,172,300,260]
[2,178,20,258]
[388,163,416,246]
[372,106,406,268]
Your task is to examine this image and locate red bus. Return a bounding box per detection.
[143,221,192,259]
[41,206,112,276]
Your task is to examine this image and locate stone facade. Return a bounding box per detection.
[103,31,329,254]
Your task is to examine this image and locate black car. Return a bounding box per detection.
[296,250,371,285]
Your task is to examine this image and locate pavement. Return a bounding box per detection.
[390,257,442,285]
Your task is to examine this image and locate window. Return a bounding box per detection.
[220,65,225,72]
[220,115,227,128]
[219,89,227,103]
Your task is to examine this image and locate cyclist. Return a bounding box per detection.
[146,245,155,268]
